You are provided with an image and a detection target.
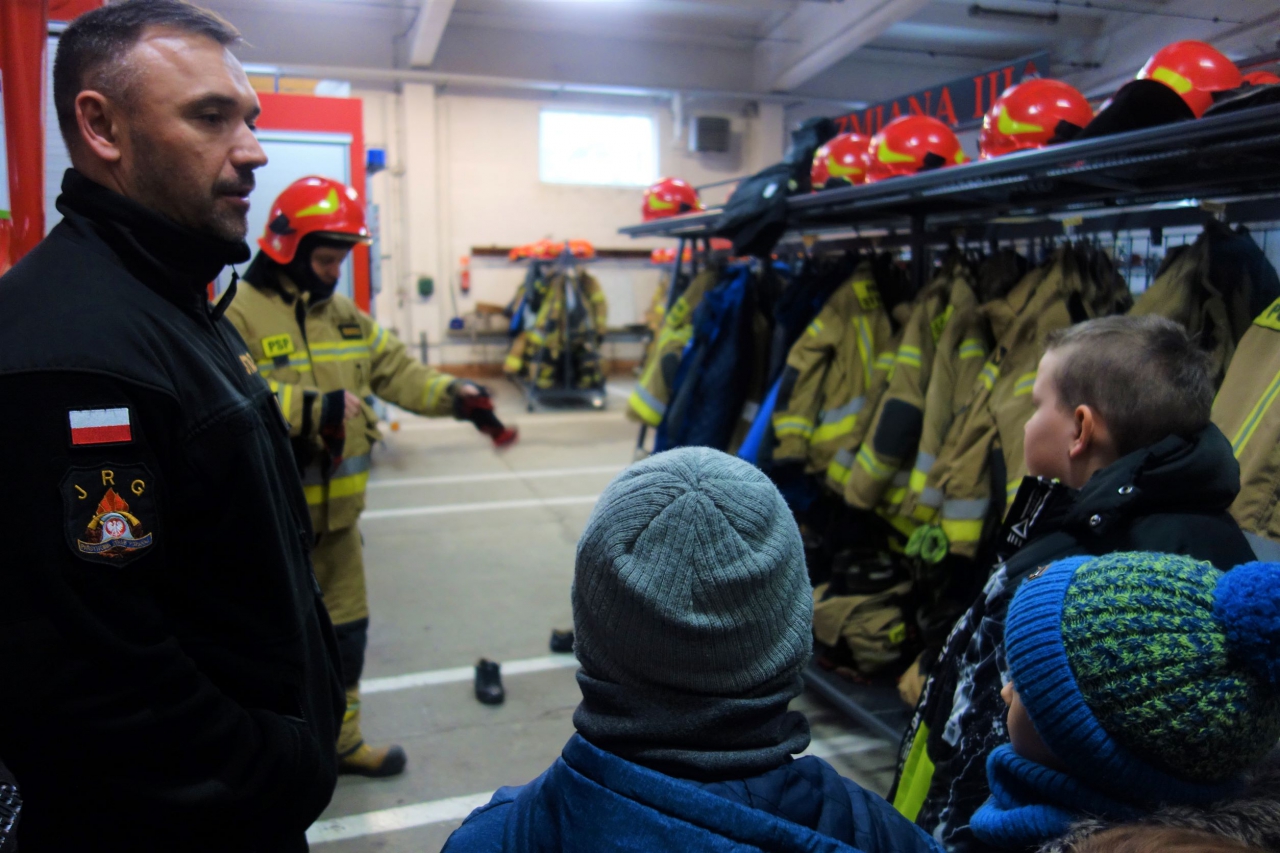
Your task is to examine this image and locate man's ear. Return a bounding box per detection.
[1069,404,1096,460]
[75,91,124,164]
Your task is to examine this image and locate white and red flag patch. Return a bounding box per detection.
[69,408,132,446]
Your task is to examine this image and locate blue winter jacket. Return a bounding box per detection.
[441,734,944,853]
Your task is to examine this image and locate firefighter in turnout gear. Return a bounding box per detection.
[227,177,516,777]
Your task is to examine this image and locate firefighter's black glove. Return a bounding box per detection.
[453,384,518,448]
[318,389,347,468]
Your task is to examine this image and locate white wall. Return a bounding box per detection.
[358,86,784,365]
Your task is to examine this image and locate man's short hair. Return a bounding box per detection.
[53,0,240,151]
[1043,314,1214,457]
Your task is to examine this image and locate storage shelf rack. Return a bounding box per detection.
[619,101,1280,744]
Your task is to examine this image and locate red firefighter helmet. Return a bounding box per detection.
[811,132,870,190]
[642,177,703,222]
[259,176,371,265]
[866,115,968,182]
[1137,40,1241,118]
[1244,70,1280,86]
[979,79,1094,159]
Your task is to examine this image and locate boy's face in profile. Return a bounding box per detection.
[1001,681,1061,769]
[1024,349,1079,484]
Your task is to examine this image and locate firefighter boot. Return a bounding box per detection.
[338,686,407,777]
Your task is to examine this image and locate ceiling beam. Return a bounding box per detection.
[754,0,932,92]
[408,0,456,68]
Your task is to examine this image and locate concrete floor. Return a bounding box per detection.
[307,380,901,852]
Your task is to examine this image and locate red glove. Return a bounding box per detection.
[454,387,519,448]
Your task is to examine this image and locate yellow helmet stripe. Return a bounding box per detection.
[827,155,863,178]
[295,188,341,219]
[997,105,1044,137]
[877,141,917,164]
[1151,65,1194,94]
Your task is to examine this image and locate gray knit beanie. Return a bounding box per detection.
[572,447,812,696]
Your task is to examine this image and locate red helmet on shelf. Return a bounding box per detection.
[1243,70,1280,86]
[811,132,871,190]
[979,79,1094,159]
[259,176,371,265]
[866,115,968,182]
[1137,40,1241,118]
[641,177,703,222]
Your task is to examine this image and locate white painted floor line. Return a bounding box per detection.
[307,734,887,844]
[362,494,600,520]
[307,791,495,844]
[367,464,624,490]
[362,654,580,695]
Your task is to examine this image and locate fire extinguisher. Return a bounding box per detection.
[459,256,471,295]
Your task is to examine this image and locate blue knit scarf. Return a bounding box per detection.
[970,746,1143,849]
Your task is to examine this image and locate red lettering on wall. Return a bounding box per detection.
[908,92,932,116]
[890,101,903,120]
[1023,59,1040,78]
[1003,65,1014,92]
[936,86,959,126]
[987,71,1001,110]
[974,75,987,118]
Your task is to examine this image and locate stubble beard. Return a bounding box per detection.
[129,129,251,243]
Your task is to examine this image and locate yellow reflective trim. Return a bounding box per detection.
[892,724,936,821]
[854,316,873,389]
[856,446,897,480]
[371,326,390,356]
[309,340,369,352]
[812,415,856,444]
[628,390,664,426]
[896,345,922,368]
[876,353,896,372]
[877,140,916,164]
[959,339,985,360]
[303,470,371,505]
[296,188,341,218]
[590,291,606,303]
[258,355,313,372]
[1150,65,1193,94]
[997,105,1044,137]
[978,362,1000,391]
[909,468,928,494]
[504,355,524,371]
[1013,371,1037,396]
[1253,296,1280,331]
[1231,369,1280,456]
[279,383,294,421]
[940,517,983,544]
[911,503,939,524]
[827,458,852,485]
[311,351,370,364]
[852,279,882,312]
[425,375,453,410]
[884,485,907,505]
[1007,480,1022,501]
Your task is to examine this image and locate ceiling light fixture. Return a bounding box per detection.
[968,4,1060,25]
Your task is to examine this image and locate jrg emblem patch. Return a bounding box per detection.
[61,464,157,565]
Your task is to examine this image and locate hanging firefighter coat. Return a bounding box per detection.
[629,265,719,426]
[225,275,457,532]
[1130,219,1280,385]
[902,275,989,524]
[838,260,974,512]
[1213,294,1280,541]
[771,260,898,475]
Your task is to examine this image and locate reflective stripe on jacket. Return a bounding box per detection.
[1214,295,1280,541]
[225,275,457,532]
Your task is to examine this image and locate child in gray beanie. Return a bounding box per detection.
[443,447,942,853]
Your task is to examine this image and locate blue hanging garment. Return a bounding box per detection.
[655,263,755,452]
[737,376,782,465]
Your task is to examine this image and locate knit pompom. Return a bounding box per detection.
[1214,561,1280,687]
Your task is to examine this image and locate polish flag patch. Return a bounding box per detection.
[69,408,132,446]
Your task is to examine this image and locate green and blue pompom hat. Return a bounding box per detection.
[1005,552,1280,808]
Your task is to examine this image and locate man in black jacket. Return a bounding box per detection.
[0,2,344,850]
[890,315,1256,852]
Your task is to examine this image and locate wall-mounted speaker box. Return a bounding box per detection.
[689,116,732,153]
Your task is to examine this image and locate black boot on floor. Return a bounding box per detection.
[475,658,505,705]
[549,629,575,654]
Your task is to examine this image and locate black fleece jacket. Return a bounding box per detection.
[0,171,344,852]
[897,424,1255,853]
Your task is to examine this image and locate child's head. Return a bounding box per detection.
[571,446,812,699]
[1024,315,1214,488]
[1001,552,1280,808]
